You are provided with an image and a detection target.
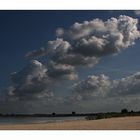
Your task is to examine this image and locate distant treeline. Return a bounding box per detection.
[0,109,140,119]
[85,109,140,120]
[0,112,96,118]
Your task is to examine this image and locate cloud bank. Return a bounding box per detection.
[0,15,140,113]
[25,15,140,87]
[71,72,140,101]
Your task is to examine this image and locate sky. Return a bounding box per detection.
[0,10,140,114]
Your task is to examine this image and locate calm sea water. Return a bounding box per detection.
[0,116,85,125]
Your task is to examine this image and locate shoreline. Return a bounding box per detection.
[0,116,140,130]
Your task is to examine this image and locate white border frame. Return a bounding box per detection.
[0,0,139,10]
[0,0,140,140]
[0,131,140,140]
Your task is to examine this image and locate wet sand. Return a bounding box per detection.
[0,116,140,130]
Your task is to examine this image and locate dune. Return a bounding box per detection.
[0,116,140,130]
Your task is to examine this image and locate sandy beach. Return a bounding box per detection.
[0,116,140,130]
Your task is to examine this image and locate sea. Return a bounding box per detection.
[0,116,85,125]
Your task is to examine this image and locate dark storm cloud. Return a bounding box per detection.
[6,58,77,100]
[10,60,53,100]
[51,52,99,67]
[47,61,78,80]
[26,38,99,67]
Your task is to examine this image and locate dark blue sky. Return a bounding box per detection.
[0,10,139,87]
[0,10,140,113]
